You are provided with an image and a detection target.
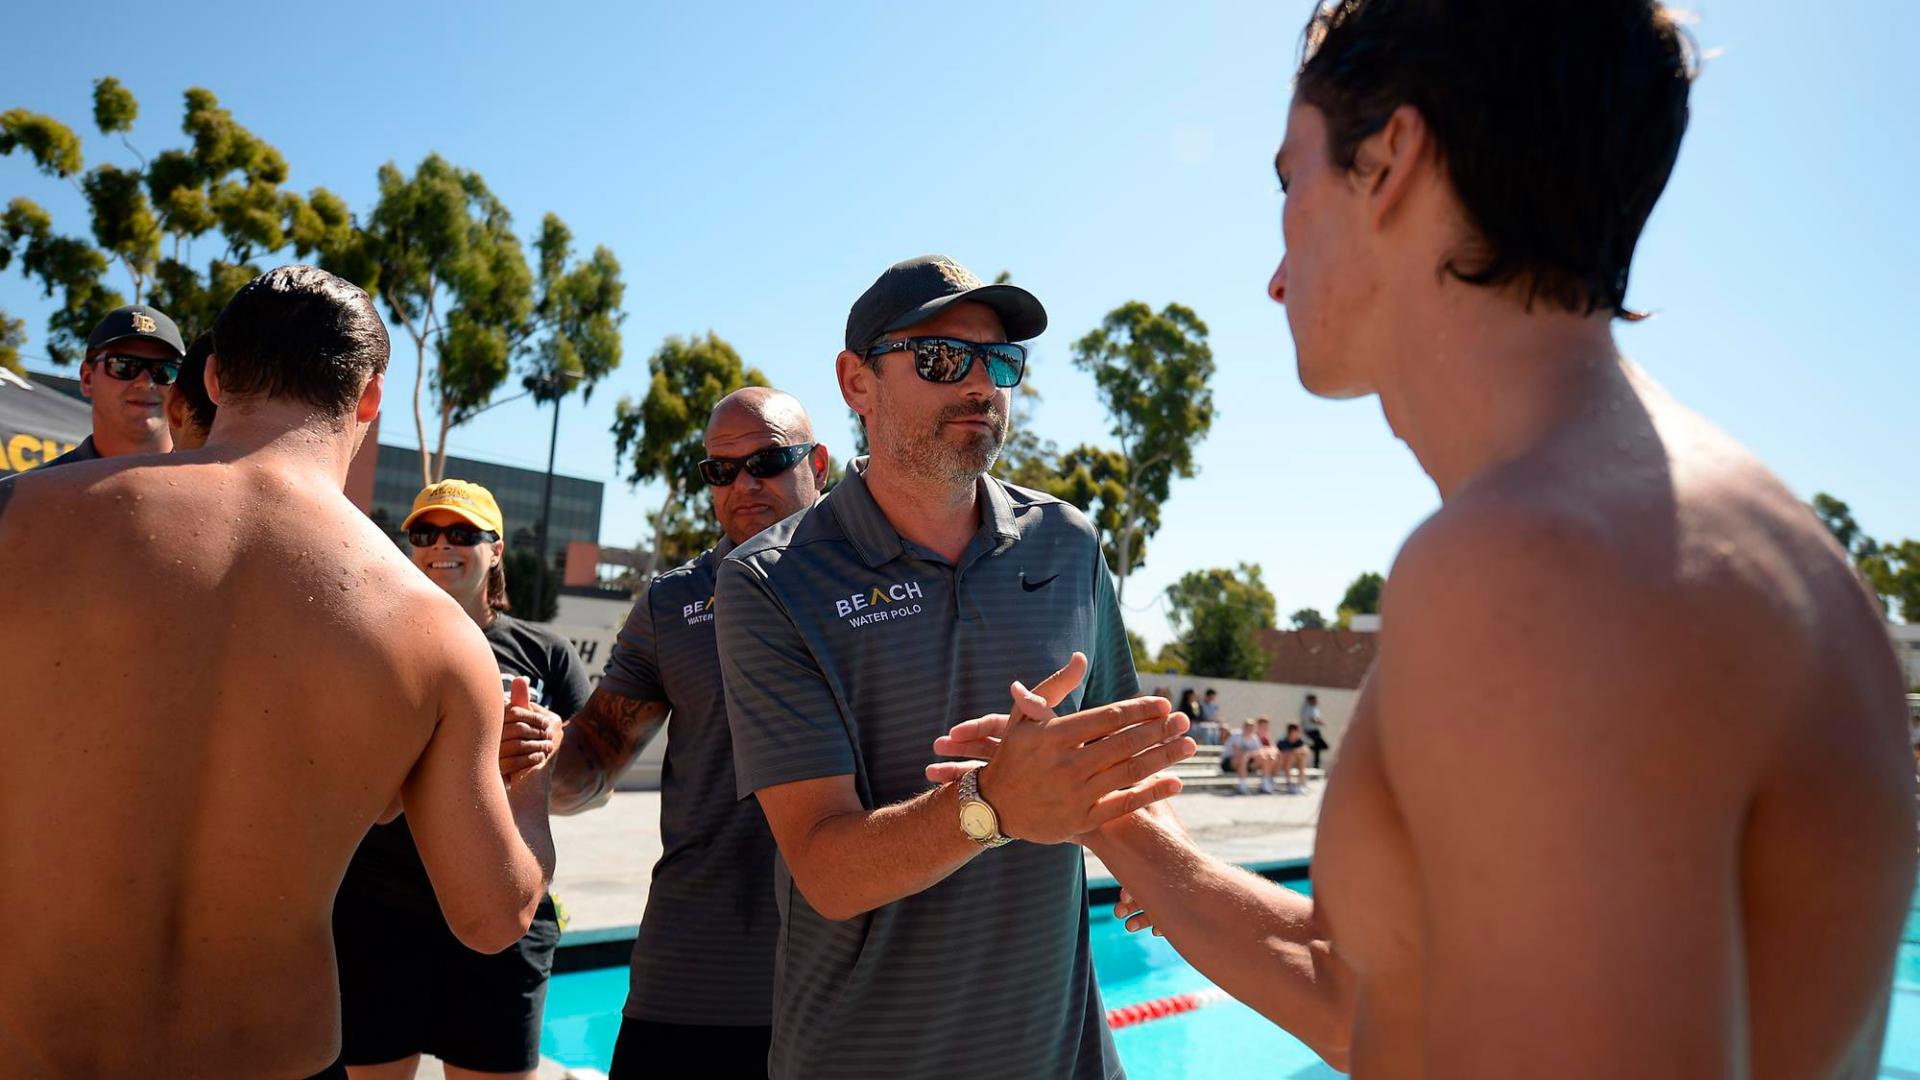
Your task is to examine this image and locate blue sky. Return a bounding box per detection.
[5,1,1916,647]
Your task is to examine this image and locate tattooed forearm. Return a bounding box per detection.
[551,688,671,815]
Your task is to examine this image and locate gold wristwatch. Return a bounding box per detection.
[957,767,1012,848]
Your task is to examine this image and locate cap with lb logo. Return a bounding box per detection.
[86,305,186,358]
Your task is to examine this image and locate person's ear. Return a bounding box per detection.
[164,384,191,435]
[837,350,876,430]
[356,372,384,424]
[1352,103,1431,229]
[79,359,96,398]
[811,443,831,488]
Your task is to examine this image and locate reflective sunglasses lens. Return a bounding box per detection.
[445,526,484,546]
[699,459,739,487]
[983,345,1024,388]
[743,447,792,478]
[407,528,436,547]
[913,340,973,383]
[150,362,180,386]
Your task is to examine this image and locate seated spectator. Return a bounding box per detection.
[1224,721,1281,795]
[1273,721,1312,794]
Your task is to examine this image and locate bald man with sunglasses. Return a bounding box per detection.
[546,386,831,1076]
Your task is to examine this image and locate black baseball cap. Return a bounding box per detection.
[86,304,186,359]
[844,254,1047,353]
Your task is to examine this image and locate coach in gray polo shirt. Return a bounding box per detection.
[550,387,831,1077]
[716,255,1197,1079]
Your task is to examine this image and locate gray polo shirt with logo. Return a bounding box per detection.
[717,458,1137,1080]
[597,536,782,1026]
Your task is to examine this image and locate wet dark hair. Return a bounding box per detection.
[212,264,389,416]
[174,332,218,434]
[1296,0,1696,319]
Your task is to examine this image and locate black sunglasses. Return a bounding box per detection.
[698,442,816,488]
[407,522,501,548]
[95,354,181,386]
[863,337,1026,388]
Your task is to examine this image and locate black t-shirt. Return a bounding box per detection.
[338,612,591,916]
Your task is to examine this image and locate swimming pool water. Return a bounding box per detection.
[541,877,1920,1077]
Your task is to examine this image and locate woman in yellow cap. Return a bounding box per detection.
[332,479,588,1080]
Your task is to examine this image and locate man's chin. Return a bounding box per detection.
[724,510,783,542]
[1296,357,1374,401]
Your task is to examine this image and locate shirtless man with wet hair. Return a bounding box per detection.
[0,264,555,1079]
[956,3,1917,1076]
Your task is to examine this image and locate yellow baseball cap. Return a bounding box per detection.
[402,479,504,534]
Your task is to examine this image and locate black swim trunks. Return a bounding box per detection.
[332,889,560,1072]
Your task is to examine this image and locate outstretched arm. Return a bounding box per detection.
[550,687,670,814]
[405,631,555,954]
[1084,806,1355,1069]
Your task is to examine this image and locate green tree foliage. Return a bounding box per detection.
[1289,607,1327,630]
[523,214,624,403]
[504,544,559,622]
[0,109,83,178]
[647,496,726,573]
[1812,492,1876,559]
[362,157,623,486]
[1860,541,1920,623]
[1166,563,1276,681]
[1071,300,1215,603]
[0,306,24,373]
[1810,491,1916,621]
[1336,571,1385,625]
[363,155,528,486]
[1340,571,1384,615]
[2,82,362,366]
[612,333,767,581]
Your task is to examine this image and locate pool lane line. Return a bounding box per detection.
[1105,987,1232,1030]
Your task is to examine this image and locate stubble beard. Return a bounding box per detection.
[873,381,1007,491]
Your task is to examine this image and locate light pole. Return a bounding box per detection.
[533,370,583,571]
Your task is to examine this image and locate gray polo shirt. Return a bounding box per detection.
[598,536,782,1026]
[717,458,1137,1080]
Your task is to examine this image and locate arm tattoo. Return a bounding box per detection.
[552,688,670,814]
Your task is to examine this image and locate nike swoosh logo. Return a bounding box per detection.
[1020,574,1058,592]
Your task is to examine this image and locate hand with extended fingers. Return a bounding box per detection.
[500,676,563,783]
[924,652,1196,845]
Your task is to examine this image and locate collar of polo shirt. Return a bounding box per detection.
[831,457,1021,569]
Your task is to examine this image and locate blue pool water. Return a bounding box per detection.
[541,877,1920,1077]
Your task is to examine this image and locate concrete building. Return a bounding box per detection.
[369,444,602,566]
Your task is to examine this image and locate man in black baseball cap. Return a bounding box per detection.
[46,303,186,468]
[713,253,1192,1079]
[842,253,1046,354]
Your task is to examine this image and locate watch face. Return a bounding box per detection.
[960,801,997,841]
